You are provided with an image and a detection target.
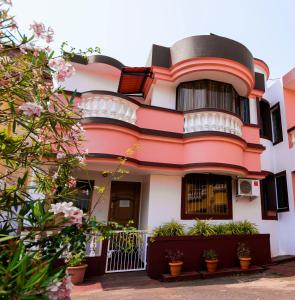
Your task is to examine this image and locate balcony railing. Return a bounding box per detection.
[78,95,138,125]
[184,110,242,136]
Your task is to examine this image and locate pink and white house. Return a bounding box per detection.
[63,34,295,262]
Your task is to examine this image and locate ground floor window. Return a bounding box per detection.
[261,171,289,219]
[75,180,94,212]
[181,174,232,219]
[260,174,277,219]
[276,171,289,212]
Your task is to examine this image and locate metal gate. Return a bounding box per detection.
[105,230,148,273]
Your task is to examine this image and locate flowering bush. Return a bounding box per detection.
[47,274,73,300]
[50,202,83,225]
[0,0,100,298]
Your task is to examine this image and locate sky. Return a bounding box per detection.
[11,0,295,79]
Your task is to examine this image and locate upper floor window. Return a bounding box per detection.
[259,100,283,145]
[181,173,232,220]
[259,99,272,140]
[271,103,283,145]
[176,79,250,122]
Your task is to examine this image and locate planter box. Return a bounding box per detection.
[147,234,271,279]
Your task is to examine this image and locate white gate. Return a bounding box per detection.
[105,230,148,273]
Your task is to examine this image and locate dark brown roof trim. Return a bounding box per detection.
[69,54,125,70]
[87,153,265,176]
[62,90,82,97]
[261,170,274,176]
[287,125,295,133]
[246,143,265,151]
[82,117,265,151]
[141,104,183,114]
[244,123,260,128]
[150,35,254,74]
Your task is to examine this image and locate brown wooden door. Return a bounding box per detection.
[109,181,141,227]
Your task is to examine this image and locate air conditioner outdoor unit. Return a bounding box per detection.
[237,179,260,197]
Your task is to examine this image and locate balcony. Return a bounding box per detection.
[184,110,242,137]
[78,94,138,125]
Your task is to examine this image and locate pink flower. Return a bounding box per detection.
[11,20,17,31]
[48,58,75,82]
[47,274,72,300]
[66,176,76,188]
[19,102,44,117]
[76,155,85,164]
[49,202,83,226]
[30,21,46,38]
[80,148,88,155]
[56,64,75,82]
[1,0,12,6]
[48,57,65,69]
[69,209,83,225]
[56,151,66,160]
[44,27,54,43]
[19,44,27,54]
[29,21,54,43]
[81,189,89,196]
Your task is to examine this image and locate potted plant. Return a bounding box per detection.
[203,249,218,273]
[165,249,184,276]
[66,251,88,284]
[237,242,251,270]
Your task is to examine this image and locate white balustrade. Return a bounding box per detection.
[78,95,138,125]
[86,233,102,257]
[184,111,243,136]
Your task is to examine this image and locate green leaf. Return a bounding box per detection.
[0,235,16,242]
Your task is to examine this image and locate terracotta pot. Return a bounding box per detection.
[67,264,88,284]
[239,257,251,270]
[169,261,183,276]
[205,259,218,273]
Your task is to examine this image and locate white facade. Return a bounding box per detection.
[68,52,295,259]
[262,80,295,255]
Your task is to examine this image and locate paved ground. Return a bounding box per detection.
[72,261,295,300]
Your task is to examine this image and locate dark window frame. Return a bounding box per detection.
[275,171,289,212]
[271,103,283,145]
[259,99,273,141]
[260,173,278,220]
[181,173,233,220]
[240,97,250,124]
[176,79,250,123]
[75,179,95,213]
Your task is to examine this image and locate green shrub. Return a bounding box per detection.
[235,220,259,235]
[212,223,230,235]
[237,242,251,258]
[188,219,216,236]
[203,249,218,260]
[188,220,259,236]
[151,220,185,239]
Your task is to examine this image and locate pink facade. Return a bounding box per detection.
[65,34,295,257]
